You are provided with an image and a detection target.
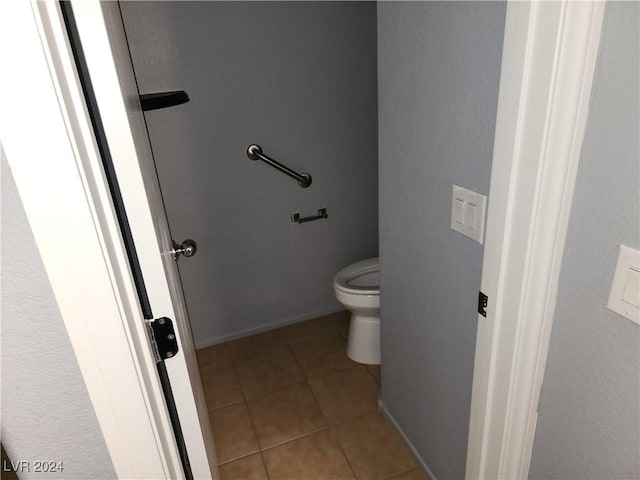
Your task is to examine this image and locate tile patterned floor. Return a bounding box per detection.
[197,311,428,480]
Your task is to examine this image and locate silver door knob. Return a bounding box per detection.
[172,239,197,260]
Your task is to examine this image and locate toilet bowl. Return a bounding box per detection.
[333,257,380,365]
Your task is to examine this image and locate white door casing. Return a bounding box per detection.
[466,1,605,478]
[67,1,218,478]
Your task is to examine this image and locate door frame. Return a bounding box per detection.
[1,1,186,478]
[466,1,605,478]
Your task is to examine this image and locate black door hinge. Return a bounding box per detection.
[147,317,179,362]
[478,291,488,317]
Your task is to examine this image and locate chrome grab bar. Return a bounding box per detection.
[247,144,312,188]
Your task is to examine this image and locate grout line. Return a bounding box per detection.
[250,407,384,456]
[307,363,360,384]
[243,379,308,403]
[285,335,360,477]
[382,466,421,480]
[301,350,360,480]
[258,426,331,453]
[242,401,263,469]
[331,408,380,429]
[288,338,326,420]
[364,364,381,385]
[206,398,244,414]
[239,344,321,464]
[259,451,271,480]
[289,338,314,384]
[199,355,244,413]
[212,344,263,470]
[304,362,360,383]
[286,325,357,383]
[329,422,359,479]
[231,322,339,474]
[232,358,250,402]
[216,446,260,466]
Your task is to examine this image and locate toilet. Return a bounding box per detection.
[333,257,380,365]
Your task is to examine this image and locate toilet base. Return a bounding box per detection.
[346,314,380,365]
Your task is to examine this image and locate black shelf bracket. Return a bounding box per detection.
[139,90,189,111]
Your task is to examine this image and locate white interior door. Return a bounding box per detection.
[67,1,217,478]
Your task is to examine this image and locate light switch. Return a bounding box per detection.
[607,245,640,325]
[454,198,465,225]
[450,184,487,244]
[464,203,478,230]
[622,268,640,308]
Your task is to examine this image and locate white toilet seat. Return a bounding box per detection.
[333,257,379,296]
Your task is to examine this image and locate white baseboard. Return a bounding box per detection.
[378,398,437,480]
[194,305,346,349]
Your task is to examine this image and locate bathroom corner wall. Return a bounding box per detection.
[377,2,506,478]
[529,3,640,478]
[119,1,378,346]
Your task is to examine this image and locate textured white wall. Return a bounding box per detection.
[1,152,115,479]
[529,3,640,478]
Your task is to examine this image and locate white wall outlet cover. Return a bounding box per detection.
[450,184,487,244]
[607,245,640,325]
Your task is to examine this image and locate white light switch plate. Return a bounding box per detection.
[607,245,640,325]
[450,184,487,244]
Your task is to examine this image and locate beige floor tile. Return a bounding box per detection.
[337,314,350,340]
[366,364,381,385]
[210,402,259,464]
[386,468,430,480]
[275,311,347,345]
[201,365,244,411]
[290,334,357,379]
[309,366,379,425]
[197,343,232,369]
[262,429,355,480]
[235,349,305,399]
[247,383,327,449]
[228,331,287,362]
[218,453,268,480]
[335,412,417,480]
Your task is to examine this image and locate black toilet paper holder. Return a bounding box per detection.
[290,208,328,224]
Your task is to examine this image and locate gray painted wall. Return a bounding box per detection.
[529,3,640,478]
[377,2,505,478]
[1,153,115,479]
[119,1,378,347]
